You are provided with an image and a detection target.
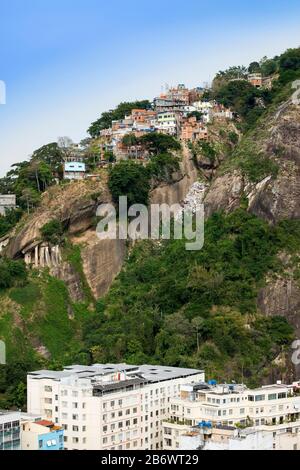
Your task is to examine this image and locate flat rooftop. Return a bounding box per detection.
[28,364,203,384]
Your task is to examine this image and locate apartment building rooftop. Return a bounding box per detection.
[28,364,204,384]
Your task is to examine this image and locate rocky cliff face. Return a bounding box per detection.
[204,100,300,224]
[202,98,300,380]
[71,230,127,299]
[150,143,198,205]
[6,147,198,302]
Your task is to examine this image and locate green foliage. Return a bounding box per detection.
[108,161,151,207]
[65,243,94,302]
[138,133,181,155]
[148,153,180,182]
[260,57,278,76]
[214,80,271,128]
[83,209,296,383]
[0,208,23,238]
[228,131,239,145]
[187,111,203,121]
[238,149,279,183]
[104,151,116,163]
[10,284,40,309]
[88,100,151,137]
[122,133,138,147]
[31,142,64,178]
[197,142,218,163]
[277,48,300,85]
[213,66,248,91]
[248,62,261,73]
[40,219,64,245]
[0,259,27,289]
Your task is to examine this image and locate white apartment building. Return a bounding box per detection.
[193,101,213,123]
[178,421,300,451]
[155,112,179,136]
[163,381,300,450]
[27,363,204,451]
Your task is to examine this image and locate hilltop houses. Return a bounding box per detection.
[59,83,235,177]
[92,84,234,164]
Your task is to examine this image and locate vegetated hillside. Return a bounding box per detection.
[1,47,300,408]
[0,137,191,408]
[83,48,300,386]
[83,210,296,387]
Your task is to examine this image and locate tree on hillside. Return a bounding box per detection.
[248,62,261,74]
[19,188,40,213]
[108,160,150,207]
[138,133,181,155]
[122,133,138,148]
[31,142,64,177]
[212,65,248,91]
[213,80,271,127]
[260,56,278,76]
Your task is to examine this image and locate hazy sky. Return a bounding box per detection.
[0,0,299,176]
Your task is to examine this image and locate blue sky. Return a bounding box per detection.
[0,0,299,176]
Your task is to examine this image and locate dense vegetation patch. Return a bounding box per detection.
[41,219,65,245]
[83,209,297,385]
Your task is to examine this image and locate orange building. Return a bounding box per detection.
[180,116,208,141]
[131,109,157,123]
[248,73,263,88]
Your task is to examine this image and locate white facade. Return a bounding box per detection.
[178,421,300,451]
[0,194,16,216]
[163,381,300,450]
[27,364,204,451]
[155,112,179,136]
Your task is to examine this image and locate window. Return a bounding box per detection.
[72,437,79,444]
[72,414,78,421]
[103,437,108,445]
[278,393,287,399]
[255,395,265,402]
[44,386,52,392]
[39,440,43,449]
[72,426,79,432]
